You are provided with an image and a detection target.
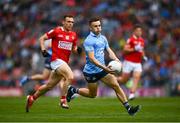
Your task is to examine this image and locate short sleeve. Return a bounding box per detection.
[126,38,135,48]
[83,38,94,52]
[46,28,57,39]
[126,38,131,44]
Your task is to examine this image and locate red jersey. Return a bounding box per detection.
[124,35,145,63]
[46,27,77,63]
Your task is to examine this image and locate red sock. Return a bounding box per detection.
[61,96,66,100]
[130,90,134,94]
[32,95,38,100]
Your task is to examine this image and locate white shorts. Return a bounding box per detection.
[122,60,142,73]
[50,59,66,70]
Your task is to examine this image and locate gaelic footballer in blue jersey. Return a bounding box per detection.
[67,17,141,116]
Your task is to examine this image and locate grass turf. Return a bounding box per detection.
[0,96,179,122]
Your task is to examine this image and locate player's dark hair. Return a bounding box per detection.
[63,14,74,20]
[133,24,143,30]
[89,16,101,25]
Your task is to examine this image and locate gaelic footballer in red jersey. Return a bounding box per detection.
[124,35,145,63]
[117,24,148,100]
[46,26,77,62]
[25,15,80,112]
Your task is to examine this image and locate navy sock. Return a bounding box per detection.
[123,102,130,110]
[27,76,31,81]
[71,87,79,94]
[76,88,79,94]
[74,88,79,93]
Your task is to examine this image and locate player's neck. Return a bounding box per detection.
[133,34,141,39]
[62,26,71,32]
[91,31,100,36]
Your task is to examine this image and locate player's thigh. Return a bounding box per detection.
[121,72,131,83]
[133,63,142,79]
[101,74,119,88]
[87,83,98,96]
[56,62,73,79]
[133,71,142,80]
[122,60,133,73]
[133,63,142,73]
[121,61,134,82]
[51,59,73,79]
[46,71,63,88]
[42,68,51,79]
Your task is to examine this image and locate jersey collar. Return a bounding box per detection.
[133,34,138,39]
[90,32,101,37]
[60,26,72,32]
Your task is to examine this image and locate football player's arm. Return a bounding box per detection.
[142,50,148,61]
[88,52,106,70]
[39,34,49,51]
[39,34,49,57]
[72,34,83,55]
[106,47,120,62]
[72,45,83,55]
[123,43,134,54]
[88,52,114,73]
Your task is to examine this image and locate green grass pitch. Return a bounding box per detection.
[0,96,180,122]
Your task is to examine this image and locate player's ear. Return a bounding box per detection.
[89,25,93,31]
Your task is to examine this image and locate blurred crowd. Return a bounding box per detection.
[0,0,180,95]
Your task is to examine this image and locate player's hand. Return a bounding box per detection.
[41,50,49,57]
[134,44,143,52]
[114,58,120,62]
[143,56,148,61]
[105,66,116,74]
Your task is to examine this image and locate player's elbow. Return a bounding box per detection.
[39,34,48,42]
[123,47,129,52]
[89,58,96,64]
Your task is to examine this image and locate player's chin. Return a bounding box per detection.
[68,26,73,31]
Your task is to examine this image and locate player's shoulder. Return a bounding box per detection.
[129,35,135,40]
[101,34,107,40]
[84,36,91,43]
[126,36,133,43]
[128,35,139,42]
[84,34,94,45]
[70,31,77,36]
[139,37,145,41]
[50,26,62,33]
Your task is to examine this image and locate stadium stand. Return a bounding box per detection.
[0,0,179,96]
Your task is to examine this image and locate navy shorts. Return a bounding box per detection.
[83,71,108,83]
[44,57,52,70]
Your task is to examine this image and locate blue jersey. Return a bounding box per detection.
[44,48,52,70]
[83,32,109,74]
[47,48,52,57]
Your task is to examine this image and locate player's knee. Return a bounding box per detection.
[67,74,74,82]
[118,77,128,84]
[111,83,120,91]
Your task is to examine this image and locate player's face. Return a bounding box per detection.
[134,28,142,37]
[63,17,74,31]
[90,21,102,35]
